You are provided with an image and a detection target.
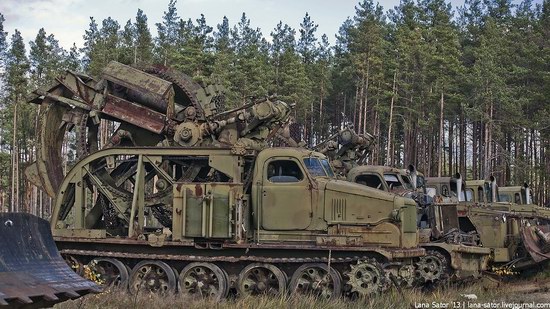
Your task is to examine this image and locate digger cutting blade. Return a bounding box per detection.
[0,213,99,308]
[521,225,550,264]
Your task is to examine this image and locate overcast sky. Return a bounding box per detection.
[0,0,535,50]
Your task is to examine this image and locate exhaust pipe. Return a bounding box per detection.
[524,183,531,205]
[455,173,464,201]
[408,165,417,190]
[490,175,497,203]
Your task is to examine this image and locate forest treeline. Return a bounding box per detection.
[0,0,549,215]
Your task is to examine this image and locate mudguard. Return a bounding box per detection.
[0,213,99,308]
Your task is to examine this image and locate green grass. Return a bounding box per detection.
[56,279,514,309]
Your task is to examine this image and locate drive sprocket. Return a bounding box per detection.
[414,250,450,284]
[343,259,386,297]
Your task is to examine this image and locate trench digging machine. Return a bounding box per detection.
[2,61,296,306]
[425,176,550,272]
[316,126,550,280]
[14,61,436,300]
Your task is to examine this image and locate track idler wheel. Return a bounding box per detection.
[237,263,287,296]
[179,262,229,300]
[88,258,130,288]
[343,259,386,297]
[415,250,450,285]
[130,260,177,294]
[289,263,342,299]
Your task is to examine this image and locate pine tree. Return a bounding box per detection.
[29,29,66,88]
[29,28,48,82]
[419,0,463,175]
[3,30,29,212]
[171,14,214,79]
[88,17,121,76]
[331,18,355,128]
[64,43,81,71]
[134,9,154,64]
[348,0,387,142]
[270,21,296,92]
[214,16,230,52]
[229,13,271,104]
[155,0,180,65]
[81,17,99,70]
[0,13,7,75]
[311,34,333,138]
[297,13,318,65]
[118,20,135,65]
[297,13,319,144]
[0,15,9,211]
[210,16,236,104]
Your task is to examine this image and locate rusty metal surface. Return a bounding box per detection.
[55,235,425,261]
[33,95,69,197]
[103,94,166,134]
[0,213,99,308]
[521,225,550,263]
[102,61,173,99]
[60,248,420,266]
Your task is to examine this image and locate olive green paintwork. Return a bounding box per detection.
[346,165,415,196]
[346,166,491,276]
[498,185,537,206]
[51,146,420,251]
[251,147,418,248]
[426,177,550,264]
[499,186,526,204]
[426,177,515,262]
[464,180,550,217]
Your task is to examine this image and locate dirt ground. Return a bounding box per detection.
[492,277,550,303]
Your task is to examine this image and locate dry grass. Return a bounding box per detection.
[55,279,519,309]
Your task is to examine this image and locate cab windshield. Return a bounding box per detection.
[320,159,335,178]
[303,157,327,177]
[384,173,403,189]
[400,175,414,190]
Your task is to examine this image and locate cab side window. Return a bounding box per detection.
[499,194,511,202]
[441,184,450,197]
[267,160,304,183]
[355,174,384,190]
[514,193,521,204]
[465,188,474,202]
[478,187,484,203]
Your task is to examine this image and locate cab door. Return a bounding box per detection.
[260,157,312,230]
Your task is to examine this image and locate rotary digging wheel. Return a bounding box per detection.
[343,259,387,297]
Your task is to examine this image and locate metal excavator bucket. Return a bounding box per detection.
[0,213,99,308]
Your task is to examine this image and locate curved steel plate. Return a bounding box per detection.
[0,213,99,308]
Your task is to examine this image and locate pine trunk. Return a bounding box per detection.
[386,71,397,165]
[438,92,444,177]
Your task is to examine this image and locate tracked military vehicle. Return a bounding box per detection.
[314,128,490,284]
[426,176,550,270]
[499,184,533,205]
[25,62,430,299]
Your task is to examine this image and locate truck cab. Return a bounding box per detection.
[426,176,529,263]
[250,148,418,248]
[499,184,534,205]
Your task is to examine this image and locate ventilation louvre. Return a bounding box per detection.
[331,198,347,221]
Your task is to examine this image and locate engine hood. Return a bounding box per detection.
[324,179,397,202]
